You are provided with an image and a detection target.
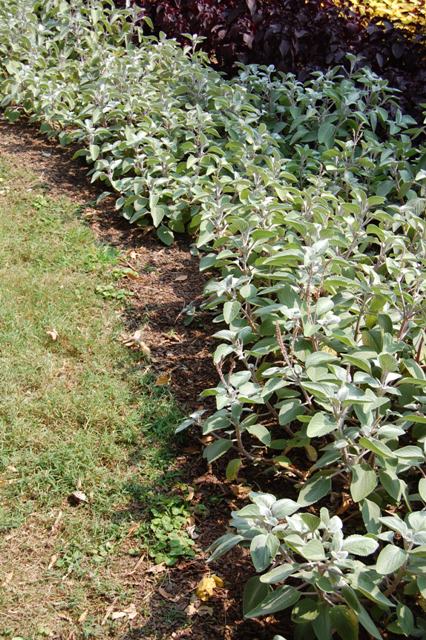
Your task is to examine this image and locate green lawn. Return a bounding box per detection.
[0,157,186,638]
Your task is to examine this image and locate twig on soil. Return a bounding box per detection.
[101,597,118,625]
[127,554,146,575]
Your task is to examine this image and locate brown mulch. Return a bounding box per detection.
[0,120,290,640]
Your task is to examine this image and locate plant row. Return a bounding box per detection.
[117,0,426,118]
[0,1,425,638]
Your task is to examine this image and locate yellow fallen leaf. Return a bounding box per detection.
[155,372,171,386]
[185,486,195,501]
[195,574,224,602]
[122,268,140,280]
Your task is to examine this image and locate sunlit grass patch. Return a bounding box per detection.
[0,158,187,637]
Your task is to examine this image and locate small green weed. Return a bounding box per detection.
[111,266,139,280]
[95,283,135,300]
[135,494,196,566]
[83,245,120,272]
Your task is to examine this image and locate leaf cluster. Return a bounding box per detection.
[211,497,426,638]
[337,0,426,33]
[136,494,196,566]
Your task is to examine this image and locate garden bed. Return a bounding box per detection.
[0,1,425,638]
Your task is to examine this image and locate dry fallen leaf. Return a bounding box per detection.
[111,611,126,620]
[175,275,188,282]
[101,599,118,625]
[186,524,199,540]
[185,596,214,618]
[67,490,88,506]
[124,604,138,620]
[78,610,89,623]
[125,330,151,356]
[127,555,145,576]
[146,562,167,575]
[3,572,13,586]
[46,329,58,341]
[195,574,224,602]
[336,492,352,515]
[182,445,200,455]
[51,510,63,534]
[198,605,214,617]
[48,554,59,570]
[155,372,171,386]
[158,586,180,602]
[193,472,222,486]
[58,612,73,622]
[185,599,200,617]
[127,522,140,537]
[229,484,251,499]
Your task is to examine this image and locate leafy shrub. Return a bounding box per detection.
[121,0,426,117]
[337,0,426,33]
[210,495,426,637]
[0,1,425,637]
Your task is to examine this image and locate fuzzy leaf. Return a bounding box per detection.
[244,585,300,618]
[343,535,378,556]
[376,544,407,575]
[297,475,331,507]
[350,463,377,502]
[203,438,232,463]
